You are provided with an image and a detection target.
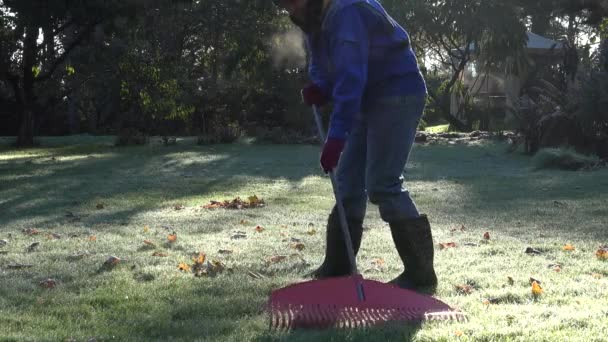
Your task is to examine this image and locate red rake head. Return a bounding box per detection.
[268,275,465,330]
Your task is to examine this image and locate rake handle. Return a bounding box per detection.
[312,105,359,276]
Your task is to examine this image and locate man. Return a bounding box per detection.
[273,0,437,292]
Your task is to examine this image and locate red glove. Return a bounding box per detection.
[320,138,345,173]
[301,83,329,107]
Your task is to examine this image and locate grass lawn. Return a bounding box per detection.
[1,136,607,341]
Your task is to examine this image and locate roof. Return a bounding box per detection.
[526,32,563,51]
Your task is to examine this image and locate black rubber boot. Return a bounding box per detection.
[308,205,364,279]
[389,215,438,293]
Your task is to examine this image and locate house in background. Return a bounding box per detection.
[451,32,565,130]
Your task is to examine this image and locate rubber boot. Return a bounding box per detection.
[308,205,364,279]
[389,215,438,293]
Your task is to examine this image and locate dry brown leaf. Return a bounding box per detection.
[193,252,206,265]
[254,226,265,233]
[267,255,287,264]
[455,284,474,295]
[22,228,40,236]
[89,235,97,242]
[39,278,57,289]
[46,233,61,240]
[104,256,121,266]
[563,244,575,251]
[178,262,191,272]
[531,281,543,296]
[174,204,185,211]
[143,239,155,247]
[152,251,168,257]
[27,242,40,252]
[596,248,608,260]
[167,233,177,243]
[483,232,491,240]
[371,258,386,267]
[203,196,265,210]
[548,264,562,272]
[240,219,250,225]
[455,330,464,337]
[291,243,306,251]
[439,242,457,250]
[525,247,542,255]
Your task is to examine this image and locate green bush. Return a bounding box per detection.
[532,148,600,171]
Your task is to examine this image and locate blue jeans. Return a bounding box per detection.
[336,93,425,222]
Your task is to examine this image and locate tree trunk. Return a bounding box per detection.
[16,25,38,147]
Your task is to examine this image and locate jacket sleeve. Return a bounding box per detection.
[326,6,369,140]
[306,35,332,97]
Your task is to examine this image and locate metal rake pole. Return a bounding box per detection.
[312,106,364,301]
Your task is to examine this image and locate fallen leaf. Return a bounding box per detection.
[291,243,306,251]
[193,252,206,265]
[152,251,168,257]
[548,264,562,272]
[483,232,491,240]
[371,258,386,267]
[254,226,265,233]
[143,239,155,247]
[525,247,542,255]
[307,229,317,236]
[104,256,121,266]
[596,248,608,260]
[22,228,40,236]
[218,249,234,255]
[143,226,150,233]
[267,255,287,264]
[592,273,602,279]
[167,233,177,243]
[39,278,57,289]
[455,330,464,337]
[203,196,265,210]
[231,232,247,240]
[178,262,191,272]
[27,242,40,252]
[89,235,97,242]
[531,281,543,297]
[439,242,457,250]
[46,233,61,240]
[174,204,185,211]
[455,284,474,295]
[7,264,34,269]
[281,225,288,229]
[563,244,575,251]
[96,203,105,210]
